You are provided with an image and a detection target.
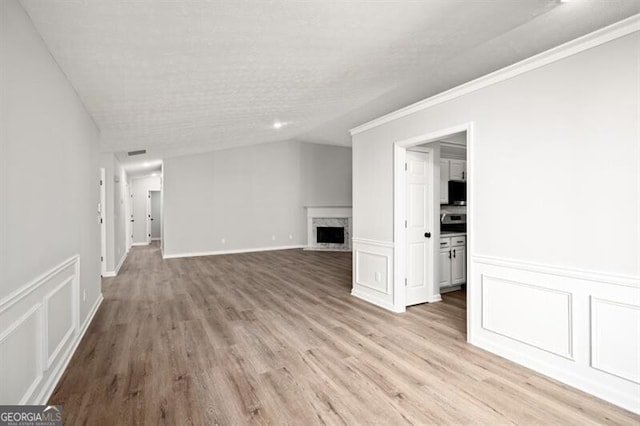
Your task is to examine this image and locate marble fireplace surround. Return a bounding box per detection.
[305,206,352,251]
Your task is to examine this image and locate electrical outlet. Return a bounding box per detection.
[289,234,293,240]
[83,289,86,301]
[271,235,276,241]
[221,238,226,244]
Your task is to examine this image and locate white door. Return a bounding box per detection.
[405,150,433,306]
[451,246,466,284]
[149,191,161,240]
[125,183,132,250]
[450,160,466,181]
[439,250,451,288]
[99,168,107,276]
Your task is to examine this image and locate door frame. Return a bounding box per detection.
[99,168,107,277]
[393,122,473,341]
[147,190,161,242]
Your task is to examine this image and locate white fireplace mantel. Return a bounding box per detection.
[305,206,352,251]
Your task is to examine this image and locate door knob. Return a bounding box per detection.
[424,232,431,238]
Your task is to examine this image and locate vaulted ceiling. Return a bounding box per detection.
[19,0,640,165]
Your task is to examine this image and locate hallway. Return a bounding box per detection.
[49,245,638,424]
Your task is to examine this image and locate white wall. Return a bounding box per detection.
[163,141,352,257]
[301,142,352,206]
[131,175,161,244]
[0,0,102,404]
[351,26,640,413]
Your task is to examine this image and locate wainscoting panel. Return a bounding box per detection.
[471,256,640,414]
[481,276,573,359]
[0,304,42,404]
[351,238,395,311]
[591,297,640,384]
[0,255,102,405]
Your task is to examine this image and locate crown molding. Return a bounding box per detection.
[350,14,640,136]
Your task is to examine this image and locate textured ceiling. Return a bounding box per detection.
[18,0,640,168]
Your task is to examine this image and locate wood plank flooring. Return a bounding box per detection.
[49,243,639,425]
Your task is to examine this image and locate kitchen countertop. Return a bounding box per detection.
[440,231,467,238]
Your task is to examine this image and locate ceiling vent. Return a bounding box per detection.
[127,149,146,156]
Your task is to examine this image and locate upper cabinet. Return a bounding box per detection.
[449,159,466,181]
[440,159,466,204]
[440,160,449,204]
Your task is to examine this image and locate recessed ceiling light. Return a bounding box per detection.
[273,121,286,130]
[144,162,150,167]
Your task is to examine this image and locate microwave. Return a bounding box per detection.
[448,181,466,206]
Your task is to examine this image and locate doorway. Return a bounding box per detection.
[393,123,472,340]
[147,190,162,244]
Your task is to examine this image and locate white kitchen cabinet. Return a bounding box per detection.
[439,249,452,288]
[451,245,466,285]
[440,160,449,204]
[439,235,466,290]
[449,160,466,181]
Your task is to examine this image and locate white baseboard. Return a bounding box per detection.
[35,294,103,404]
[131,242,149,247]
[102,251,127,278]
[472,334,640,414]
[162,245,305,259]
[351,289,402,313]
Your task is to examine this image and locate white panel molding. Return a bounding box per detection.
[473,254,639,288]
[0,255,104,405]
[42,278,75,369]
[0,255,79,315]
[350,14,640,135]
[481,275,574,360]
[352,239,398,312]
[163,245,305,259]
[471,258,640,414]
[591,297,640,385]
[351,238,394,248]
[354,250,390,294]
[0,303,43,404]
[34,294,103,405]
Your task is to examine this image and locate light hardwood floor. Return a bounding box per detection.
[50,243,639,424]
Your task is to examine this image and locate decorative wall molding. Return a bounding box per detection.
[350,14,640,135]
[481,275,574,360]
[351,238,394,248]
[0,255,103,405]
[352,239,397,311]
[472,254,639,288]
[471,258,640,414]
[590,297,640,385]
[162,245,305,260]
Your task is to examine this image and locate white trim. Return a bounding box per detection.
[350,14,640,136]
[34,294,103,405]
[472,255,639,288]
[0,255,79,314]
[163,245,306,259]
[351,289,402,313]
[131,242,149,247]
[351,238,394,248]
[102,251,127,278]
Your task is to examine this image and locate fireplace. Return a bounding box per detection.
[317,226,345,244]
[305,206,352,251]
